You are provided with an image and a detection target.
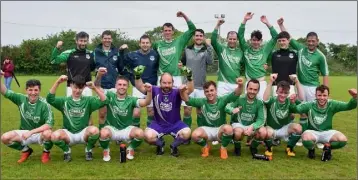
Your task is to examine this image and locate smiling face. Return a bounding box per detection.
[102,34,112,48]
[115,79,128,96]
[26,86,40,103]
[204,84,217,103]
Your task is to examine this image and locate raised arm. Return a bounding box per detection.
[319,55,329,87]
[205,39,214,65]
[332,89,357,112]
[133,65,146,94]
[94,67,107,90]
[238,12,254,51]
[181,66,194,94]
[211,19,225,54]
[138,83,153,107]
[50,41,71,64]
[264,73,277,102]
[177,11,196,50]
[234,78,244,96]
[261,15,278,54]
[87,81,106,102]
[0,71,7,95]
[289,74,304,101]
[50,75,67,94]
[179,84,190,103]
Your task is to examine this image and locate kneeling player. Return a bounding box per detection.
[225,79,267,156]
[181,79,243,159]
[290,85,357,161]
[0,71,54,163]
[95,68,152,161]
[47,75,106,162]
[263,74,304,157]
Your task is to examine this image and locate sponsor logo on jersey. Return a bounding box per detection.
[86,54,90,59]
[275,109,289,119]
[112,106,128,116]
[113,55,118,61]
[150,56,155,61]
[163,96,169,102]
[69,108,86,118]
[160,102,173,112]
[161,47,176,56]
[313,114,327,125]
[244,51,263,61]
[240,112,255,122]
[300,55,312,67]
[24,111,41,123]
[276,54,281,58]
[74,55,79,58]
[289,53,294,58]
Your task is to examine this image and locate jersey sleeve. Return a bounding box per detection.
[4,90,25,106]
[331,98,357,113]
[46,93,65,111]
[131,96,140,108]
[263,96,274,105]
[211,29,223,57]
[42,103,55,127]
[263,26,279,55]
[290,101,311,114]
[252,100,265,130]
[289,39,305,51]
[221,92,240,105]
[89,96,107,112]
[50,48,71,64]
[238,23,249,51]
[186,97,205,108]
[319,53,329,76]
[225,100,239,115]
[177,21,196,51]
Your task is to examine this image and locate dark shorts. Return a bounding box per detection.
[148,121,188,137]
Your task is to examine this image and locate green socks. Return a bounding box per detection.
[303,140,315,150]
[7,141,25,151]
[330,141,347,149]
[86,134,99,152]
[129,138,143,149]
[99,138,110,150]
[221,133,233,148]
[54,140,70,153]
[196,138,207,147]
[287,133,301,148]
[43,140,53,152]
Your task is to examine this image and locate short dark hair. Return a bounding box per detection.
[277,31,290,40]
[140,34,151,42]
[306,32,318,39]
[71,75,86,89]
[251,30,262,40]
[276,81,291,92]
[316,85,329,95]
[246,79,260,90]
[162,23,174,31]
[26,79,41,90]
[195,29,205,35]
[116,75,129,84]
[203,80,217,90]
[227,31,238,39]
[76,31,89,40]
[101,30,112,38]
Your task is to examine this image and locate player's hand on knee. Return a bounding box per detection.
[57,75,68,84]
[348,89,357,98]
[244,125,254,136]
[56,41,63,49]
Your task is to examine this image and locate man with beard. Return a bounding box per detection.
[94,30,122,130]
[225,79,267,156]
[94,68,152,161]
[181,29,213,131]
[180,78,243,159]
[238,12,278,100]
[121,35,159,128]
[50,31,95,97]
[289,86,357,161]
[134,66,194,157]
[47,75,106,162]
[0,71,54,164]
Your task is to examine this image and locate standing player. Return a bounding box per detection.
[94,68,152,161]
[278,17,329,148]
[153,11,196,88]
[134,66,194,157]
[0,71,54,163]
[290,86,357,161]
[47,75,106,162]
[263,74,304,157]
[181,29,213,130]
[94,30,121,130]
[238,12,278,100]
[121,35,159,127]
[50,31,95,97]
[211,19,243,97]
[225,79,267,156]
[180,78,243,159]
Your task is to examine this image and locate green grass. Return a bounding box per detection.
[1,76,357,179]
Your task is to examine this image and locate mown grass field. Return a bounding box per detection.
[1,76,357,179]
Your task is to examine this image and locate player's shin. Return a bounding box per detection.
[129,138,143,150]
[221,133,233,148]
[86,134,99,152]
[330,141,347,149]
[99,138,110,150]
[53,140,70,153]
[287,133,301,149]
[302,140,315,150]
[7,141,26,151]
[43,140,53,152]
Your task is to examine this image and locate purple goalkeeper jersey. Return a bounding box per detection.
[152,86,182,126]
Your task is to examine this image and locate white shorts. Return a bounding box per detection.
[62,128,88,145]
[14,130,43,145]
[303,130,339,143]
[104,125,135,142]
[217,81,237,97]
[132,87,153,107]
[271,123,294,140]
[244,80,267,100]
[199,125,224,141]
[232,123,250,130]
[184,89,205,107]
[272,85,296,97]
[302,85,316,102]
[66,87,92,97]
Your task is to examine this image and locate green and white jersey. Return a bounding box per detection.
[46,93,106,133]
[290,98,357,131]
[225,95,265,130]
[4,90,54,130]
[290,39,329,87]
[153,21,196,76]
[238,23,278,79]
[105,91,139,130]
[211,29,243,84]
[264,96,301,129]
[186,92,239,127]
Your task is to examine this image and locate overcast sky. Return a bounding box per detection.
[1,1,357,46]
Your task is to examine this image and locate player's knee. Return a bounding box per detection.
[147,108,154,117]
[51,131,62,141]
[292,124,302,134]
[191,129,202,140]
[42,130,52,140]
[1,132,12,144]
[88,126,99,135]
[134,128,144,139]
[334,132,347,142]
[301,132,313,141]
[184,107,192,117]
[265,127,274,139]
[144,130,156,142]
[257,127,267,139]
[222,125,233,135]
[100,128,111,139]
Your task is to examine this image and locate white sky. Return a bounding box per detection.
[1,1,357,46]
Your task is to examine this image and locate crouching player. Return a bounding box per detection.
[0,71,54,163]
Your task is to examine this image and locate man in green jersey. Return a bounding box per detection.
[211,18,244,97]
[47,75,106,162]
[238,12,279,100]
[94,68,152,161]
[180,78,243,159]
[278,17,329,149]
[0,71,54,164]
[153,11,196,89]
[290,86,357,161]
[263,73,304,157]
[225,79,267,156]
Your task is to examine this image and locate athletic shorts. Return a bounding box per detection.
[146,121,189,138]
[104,125,135,142]
[271,123,295,141]
[303,129,339,143]
[62,127,88,145]
[198,125,224,141]
[217,81,237,97]
[14,130,43,145]
[301,85,316,102]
